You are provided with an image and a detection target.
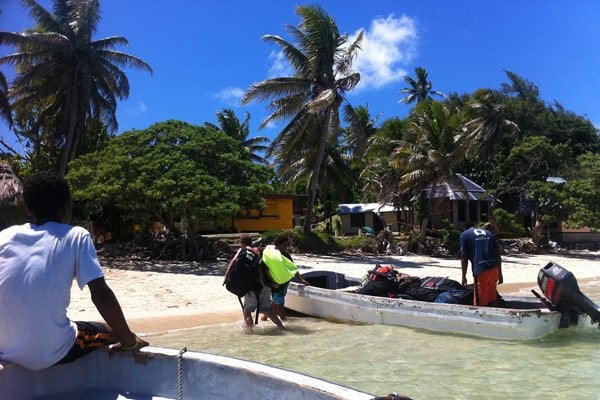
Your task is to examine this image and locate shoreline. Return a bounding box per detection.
[68,251,600,336]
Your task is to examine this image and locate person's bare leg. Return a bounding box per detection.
[261,301,275,321]
[274,303,286,321]
[243,311,254,331]
[264,311,285,330]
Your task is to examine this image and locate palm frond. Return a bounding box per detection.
[336,31,363,75]
[335,72,360,92]
[22,0,63,33]
[243,77,311,105]
[96,49,153,74]
[262,34,307,73]
[92,36,129,49]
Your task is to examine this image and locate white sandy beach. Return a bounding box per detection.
[67,251,600,335]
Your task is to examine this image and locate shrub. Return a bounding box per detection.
[260,229,339,253]
[438,220,461,255]
[493,208,526,238]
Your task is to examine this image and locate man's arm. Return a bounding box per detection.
[461,257,469,287]
[88,277,147,350]
[294,272,310,286]
[496,241,503,284]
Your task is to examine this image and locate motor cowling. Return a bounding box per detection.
[538,262,600,325]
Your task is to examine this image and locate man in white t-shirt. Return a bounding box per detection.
[0,171,148,370]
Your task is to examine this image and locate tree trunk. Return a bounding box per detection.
[531,219,545,247]
[59,69,80,176]
[486,197,501,235]
[303,109,334,233]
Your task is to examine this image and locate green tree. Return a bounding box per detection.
[0,8,10,127]
[486,135,569,239]
[361,117,407,203]
[465,89,519,160]
[564,153,600,231]
[205,108,270,164]
[390,101,470,239]
[525,180,568,246]
[343,104,381,163]
[66,120,273,232]
[0,0,152,175]
[242,5,363,232]
[400,66,444,105]
[0,71,10,126]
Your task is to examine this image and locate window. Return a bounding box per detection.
[469,201,478,222]
[457,201,466,222]
[350,213,365,228]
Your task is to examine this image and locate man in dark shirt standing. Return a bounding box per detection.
[460,221,503,306]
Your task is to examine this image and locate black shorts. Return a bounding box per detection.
[56,321,111,365]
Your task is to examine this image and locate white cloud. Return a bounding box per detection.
[263,14,418,91]
[212,87,245,106]
[268,50,294,78]
[351,14,418,90]
[125,101,147,115]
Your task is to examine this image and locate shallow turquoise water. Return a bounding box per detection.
[148,282,600,399]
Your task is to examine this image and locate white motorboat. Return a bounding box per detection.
[286,262,600,340]
[0,346,384,400]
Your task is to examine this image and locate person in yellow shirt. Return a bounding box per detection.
[261,234,310,320]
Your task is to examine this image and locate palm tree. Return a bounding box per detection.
[343,104,382,162]
[242,5,363,232]
[0,0,152,175]
[0,9,10,127]
[205,108,270,164]
[465,89,519,160]
[360,117,407,202]
[390,101,471,238]
[0,71,10,127]
[400,66,444,105]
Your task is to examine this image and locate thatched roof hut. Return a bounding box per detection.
[0,163,26,230]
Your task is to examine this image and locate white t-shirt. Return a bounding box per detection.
[0,222,104,370]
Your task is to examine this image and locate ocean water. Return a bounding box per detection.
[148,282,600,400]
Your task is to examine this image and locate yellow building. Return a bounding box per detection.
[233,194,296,232]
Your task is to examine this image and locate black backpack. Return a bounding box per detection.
[225,247,260,297]
[405,277,464,302]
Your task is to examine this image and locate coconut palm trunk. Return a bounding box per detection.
[303,109,335,232]
[59,71,80,176]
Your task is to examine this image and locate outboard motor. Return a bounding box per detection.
[537,262,600,328]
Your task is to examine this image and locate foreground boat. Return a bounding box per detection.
[287,263,600,341]
[0,346,381,400]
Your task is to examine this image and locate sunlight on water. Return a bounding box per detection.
[148,282,600,399]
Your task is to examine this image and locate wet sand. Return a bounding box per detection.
[67,251,600,336]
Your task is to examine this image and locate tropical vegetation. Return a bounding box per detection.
[66,120,273,233]
[0,2,598,255]
[0,0,152,175]
[242,4,364,233]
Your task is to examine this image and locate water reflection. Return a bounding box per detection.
[149,283,600,399]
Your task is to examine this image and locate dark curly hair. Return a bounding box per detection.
[273,233,291,246]
[23,171,71,221]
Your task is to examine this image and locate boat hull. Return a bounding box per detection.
[0,346,375,400]
[286,278,564,340]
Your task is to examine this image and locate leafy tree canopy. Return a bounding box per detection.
[564,153,600,231]
[66,120,274,230]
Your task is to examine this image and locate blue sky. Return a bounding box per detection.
[1,0,599,153]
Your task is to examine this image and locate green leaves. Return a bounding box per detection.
[1,0,152,175]
[66,120,274,230]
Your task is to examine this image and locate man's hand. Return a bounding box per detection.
[109,336,149,356]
